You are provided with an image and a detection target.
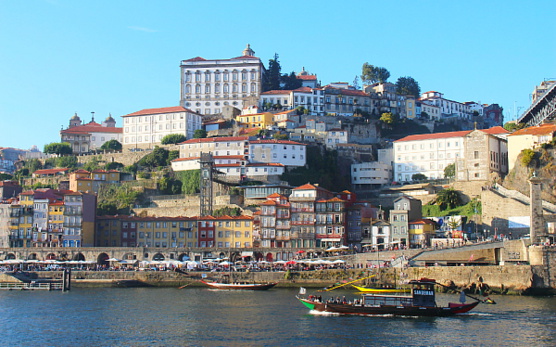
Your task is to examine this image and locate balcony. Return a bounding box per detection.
[291,220,315,225]
[290,207,314,212]
[275,235,290,241]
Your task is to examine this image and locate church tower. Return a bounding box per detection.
[69,113,82,128]
[242,44,255,57]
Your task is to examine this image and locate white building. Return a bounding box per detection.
[394,131,468,182]
[260,87,325,115]
[394,127,509,182]
[351,162,391,186]
[420,91,472,120]
[249,139,306,167]
[325,128,348,148]
[60,114,122,154]
[180,44,265,114]
[121,106,202,150]
[171,137,305,182]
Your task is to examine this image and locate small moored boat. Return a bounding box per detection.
[298,278,480,317]
[201,280,278,290]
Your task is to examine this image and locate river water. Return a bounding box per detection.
[0,287,554,347]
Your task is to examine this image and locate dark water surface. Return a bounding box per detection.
[0,287,554,346]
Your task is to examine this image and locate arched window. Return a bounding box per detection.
[233,84,238,93]
[185,72,191,82]
[223,71,229,81]
[232,71,238,81]
[251,70,256,80]
[205,84,211,94]
[241,70,247,80]
[185,84,191,94]
[251,83,256,93]
[242,83,247,93]
[215,71,220,81]
[195,84,201,94]
[223,84,229,93]
[215,83,220,93]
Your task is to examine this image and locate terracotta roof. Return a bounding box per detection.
[172,155,245,162]
[293,87,314,93]
[395,130,471,142]
[509,123,556,136]
[267,193,282,198]
[249,139,305,146]
[296,75,317,80]
[230,55,260,60]
[479,126,508,135]
[33,168,69,175]
[410,219,437,225]
[261,90,291,95]
[123,106,201,117]
[179,136,249,145]
[61,122,122,134]
[184,56,207,62]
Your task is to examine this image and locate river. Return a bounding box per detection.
[0,287,554,347]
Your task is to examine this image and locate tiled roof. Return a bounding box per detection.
[184,56,207,62]
[33,168,69,175]
[179,136,249,144]
[261,90,291,95]
[479,126,508,135]
[61,122,122,134]
[293,87,314,93]
[509,123,556,136]
[123,106,201,117]
[296,75,317,80]
[395,130,471,142]
[249,139,305,146]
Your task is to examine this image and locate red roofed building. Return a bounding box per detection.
[60,113,122,154]
[296,67,319,88]
[121,106,203,150]
[180,44,265,114]
[393,127,509,182]
[507,123,556,169]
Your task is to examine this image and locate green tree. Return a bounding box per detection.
[213,207,242,217]
[412,173,427,181]
[395,76,421,98]
[193,129,207,139]
[138,146,169,170]
[0,173,13,180]
[105,162,124,171]
[56,155,78,169]
[97,183,145,215]
[100,139,122,151]
[263,53,282,91]
[174,170,201,194]
[361,63,390,84]
[273,133,289,140]
[380,112,397,125]
[281,71,302,90]
[503,122,525,132]
[44,142,72,155]
[83,156,101,172]
[520,148,536,166]
[435,188,462,210]
[444,163,455,179]
[25,158,43,173]
[168,150,179,164]
[161,134,187,145]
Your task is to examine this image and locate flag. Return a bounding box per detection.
[299,287,306,295]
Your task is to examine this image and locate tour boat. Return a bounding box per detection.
[298,278,480,317]
[201,279,278,290]
[351,284,410,293]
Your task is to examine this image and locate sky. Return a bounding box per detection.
[1,0,555,150]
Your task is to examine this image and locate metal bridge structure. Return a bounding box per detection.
[518,82,556,126]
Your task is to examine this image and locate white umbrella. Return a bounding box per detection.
[106,258,120,262]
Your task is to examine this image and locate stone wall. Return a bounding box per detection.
[481,188,530,236]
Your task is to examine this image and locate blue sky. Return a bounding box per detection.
[1,0,555,150]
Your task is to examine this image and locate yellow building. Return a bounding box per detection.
[507,123,556,171]
[214,215,253,249]
[237,112,274,129]
[409,219,437,247]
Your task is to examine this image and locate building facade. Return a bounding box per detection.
[60,114,122,154]
[122,106,203,150]
[180,44,265,114]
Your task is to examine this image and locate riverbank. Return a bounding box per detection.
[6,264,553,295]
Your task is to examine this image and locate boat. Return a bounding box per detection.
[297,278,480,317]
[351,284,410,293]
[201,279,277,290]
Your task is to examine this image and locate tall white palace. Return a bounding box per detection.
[179,44,266,115]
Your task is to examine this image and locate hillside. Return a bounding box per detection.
[503,146,556,204]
